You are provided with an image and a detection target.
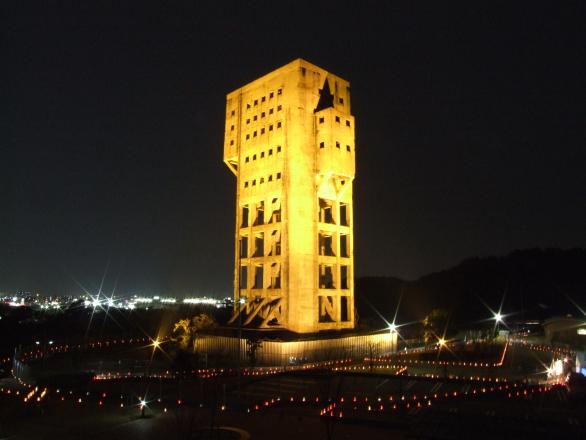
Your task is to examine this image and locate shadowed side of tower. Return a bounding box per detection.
[223,59,355,334]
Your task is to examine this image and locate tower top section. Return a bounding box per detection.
[227,58,349,98]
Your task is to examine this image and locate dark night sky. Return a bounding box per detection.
[2,2,585,297]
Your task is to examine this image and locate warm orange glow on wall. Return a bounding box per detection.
[224,59,356,333]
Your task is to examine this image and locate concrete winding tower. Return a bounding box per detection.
[223,59,355,333]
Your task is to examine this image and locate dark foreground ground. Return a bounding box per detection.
[1,373,584,439]
[1,342,583,439]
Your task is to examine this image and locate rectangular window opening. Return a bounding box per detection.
[319,233,336,257]
[319,265,335,289]
[340,204,349,226]
[270,262,281,289]
[269,229,281,256]
[340,234,349,257]
[253,233,264,257]
[319,198,335,224]
[318,296,335,323]
[239,235,248,258]
[341,265,349,290]
[239,265,248,289]
[241,205,249,228]
[253,201,264,226]
[253,265,263,289]
[340,296,349,321]
[270,198,281,223]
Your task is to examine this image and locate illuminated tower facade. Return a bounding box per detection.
[224,59,355,333]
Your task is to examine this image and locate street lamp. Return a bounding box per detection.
[493,312,504,339]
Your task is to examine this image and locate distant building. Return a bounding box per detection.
[543,316,586,348]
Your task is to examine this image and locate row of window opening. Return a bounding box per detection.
[319,141,352,152]
[238,262,350,291]
[245,122,282,140]
[239,263,281,290]
[246,105,282,124]
[318,115,351,127]
[239,230,281,259]
[243,173,282,188]
[229,105,283,132]
[319,233,350,258]
[246,89,282,110]
[319,199,350,226]
[319,295,351,323]
[245,146,281,163]
[241,200,281,227]
[319,264,351,290]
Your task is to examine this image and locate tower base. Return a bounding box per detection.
[195,328,397,367]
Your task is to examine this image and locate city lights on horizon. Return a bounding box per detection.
[2,292,233,311]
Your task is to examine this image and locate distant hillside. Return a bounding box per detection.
[355,248,586,330]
